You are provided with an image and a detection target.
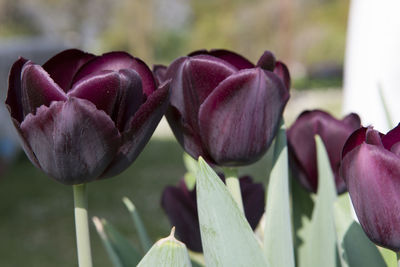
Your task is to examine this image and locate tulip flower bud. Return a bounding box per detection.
[6,49,170,185]
[287,110,361,193]
[155,49,289,167]
[341,125,400,251]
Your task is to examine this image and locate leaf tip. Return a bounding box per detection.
[122,196,136,212]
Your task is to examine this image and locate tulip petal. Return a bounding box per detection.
[190,49,255,70]
[10,118,41,169]
[342,144,400,251]
[21,62,67,116]
[256,50,276,71]
[165,56,238,162]
[342,127,367,159]
[113,69,144,132]
[165,105,212,163]
[20,98,120,185]
[73,52,156,96]
[161,186,202,252]
[42,49,95,91]
[240,176,265,230]
[288,110,361,193]
[199,68,288,166]
[102,81,170,177]
[153,64,167,86]
[382,124,400,150]
[6,57,28,122]
[68,70,120,116]
[274,61,291,90]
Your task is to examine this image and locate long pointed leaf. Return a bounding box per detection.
[196,157,268,267]
[122,197,152,253]
[334,194,386,267]
[93,217,141,267]
[263,119,295,267]
[299,136,338,267]
[137,228,192,267]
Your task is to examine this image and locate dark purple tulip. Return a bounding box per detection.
[6,49,170,185]
[287,110,361,194]
[155,49,290,166]
[161,174,265,252]
[341,125,400,251]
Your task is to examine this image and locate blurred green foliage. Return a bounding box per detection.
[0,0,349,88]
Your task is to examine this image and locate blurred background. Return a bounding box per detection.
[0,0,348,266]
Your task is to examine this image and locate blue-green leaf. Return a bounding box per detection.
[299,136,338,267]
[334,194,386,267]
[196,157,268,267]
[263,120,295,267]
[93,217,141,267]
[137,227,192,267]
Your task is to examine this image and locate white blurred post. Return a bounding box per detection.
[343,0,400,132]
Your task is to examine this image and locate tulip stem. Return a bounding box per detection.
[223,168,244,214]
[73,183,93,267]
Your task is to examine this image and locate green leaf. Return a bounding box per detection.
[93,217,141,267]
[122,197,152,253]
[137,227,192,267]
[183,152,198,190]
[263,120,295,267]
[292,174,314,266]
[196,157,268,267]
[299,136,338,267]
[334,194,386,267]
[380,247,396,267]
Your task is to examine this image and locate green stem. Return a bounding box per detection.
[223,168,244,213]
[397,251,400,267]
[73,184,93,267]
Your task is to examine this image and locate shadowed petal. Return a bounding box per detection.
[274,61,291,90]
[161,186,202,252]
[256,50,276,71]
[10,118,41,169]
[73,52,156,96]
[288,110,361,193]
[21,62,67,117]
[342,144,400,251]
[102,81,170,177]
[382,124,400,150]
[68,70,120,116]
[198,68,288,166]
[165,106,213,163]
[42,49,95,91]
[153,64,167,86]
[6,57,28,122]
[342,127,368,159]
[240,176,265,230]
[113,69,144,132]
[20,98,120,185]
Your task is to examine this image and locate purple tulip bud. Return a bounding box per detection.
[341,125,400,251]
[6,49,170,185]
[158,49,289,166]
[161,174,265,252]
[287,110,361,194]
